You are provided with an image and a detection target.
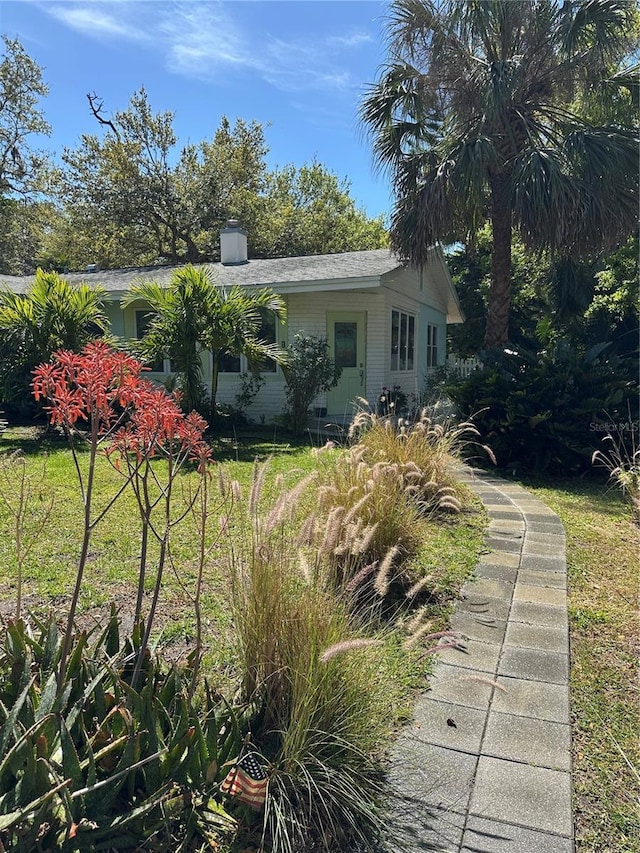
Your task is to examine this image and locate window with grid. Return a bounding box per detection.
[135,310,165,372]
[219,308,278,374]
[390,309,415,372]
[426,323,439,368]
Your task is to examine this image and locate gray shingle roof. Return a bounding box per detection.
[0,249,401,294]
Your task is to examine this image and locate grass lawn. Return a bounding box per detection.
[3,424,635,853]
[0,424,486,679]
[522,476,639,853]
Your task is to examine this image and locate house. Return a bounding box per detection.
[0,222,463,423]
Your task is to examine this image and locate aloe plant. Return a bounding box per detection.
[0,611,243,851]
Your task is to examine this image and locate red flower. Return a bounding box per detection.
[32,343,212,469]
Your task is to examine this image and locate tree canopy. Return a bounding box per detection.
[361,0,639,347]
[0,38,388,275]
[0,36,51,275]
[0,35,49,198]
[48,89,387,271]
[447,229,639,359]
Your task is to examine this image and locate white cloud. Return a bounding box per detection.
[157,3,252,76]
[328,32,374,48]
[41,1,371,96]
[45,3,148,43]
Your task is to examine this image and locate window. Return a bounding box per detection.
[220,308,278,374]
[334,322,357,369]
[249,308,278,373]
[390,309,415,372]
[426,324,439,368]
[135,310,165,372]
[218,353,241,373]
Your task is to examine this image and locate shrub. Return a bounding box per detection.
[282,334,341,435]
[0,611,240,852]
[0,269,109,418]
[446,341,637,473]
[349,407,490,510]
[300,410,488,604]
[310,443,424,594]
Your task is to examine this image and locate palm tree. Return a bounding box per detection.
[361,0,638,347]
[0,269,109,413]
[124,265,286,422]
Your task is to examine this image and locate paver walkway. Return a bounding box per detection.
[387,468,573,853]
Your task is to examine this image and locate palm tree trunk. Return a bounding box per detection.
[485,175,512,349]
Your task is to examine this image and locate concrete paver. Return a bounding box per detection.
[473,563,518,583]
[413,699,487,754]
[437,639,502,674]
[491,675,570,723]
[449,610,508,644]
[498,646,569,683]
[425,664,495,709]
[461,577,513,601]
[457,594,511,622]
[503,621,569,653]
[482,712,571,770]
[510,600,568,628]
[469,757,573,836]
[513,583,567,606]
[461,816,573,853]
[517,568,566,588]
[387,469,574,852]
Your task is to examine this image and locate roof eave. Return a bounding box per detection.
[428,246,465,324]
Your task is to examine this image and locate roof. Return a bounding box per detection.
[0,246,463,323]
[0,249,401,295]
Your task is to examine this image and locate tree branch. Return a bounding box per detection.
[87,92,121,140]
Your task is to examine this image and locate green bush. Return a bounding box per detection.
[0,270,109,418]
[0,610,241,852]
[282,334,341,435]
[299,411,487,604]
[446,341,637,473]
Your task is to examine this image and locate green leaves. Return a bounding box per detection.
[54,94,387,270]
[361,0,639,344]
[0,269,109,413]
[0,615,239,851]
[282,333,341,435]
[447,341,637,473]
[0,36,50,198]
[124,264,286,421]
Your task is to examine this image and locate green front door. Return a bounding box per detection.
[326,312,366,414]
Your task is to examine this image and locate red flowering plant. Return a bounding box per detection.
[32,341,212,690]
[104,383,212,687]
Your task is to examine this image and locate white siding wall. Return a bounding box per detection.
[220,290,388,422]
[379,268,426,403]
[379,264,450,403]
[288,290,387,414]
[121,259,452,424]
[215,356,286,423]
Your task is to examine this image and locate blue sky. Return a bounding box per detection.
[2,0,395,219]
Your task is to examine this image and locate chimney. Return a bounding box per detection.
[220,219,248,265]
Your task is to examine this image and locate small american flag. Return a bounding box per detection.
[220,752,268,810]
